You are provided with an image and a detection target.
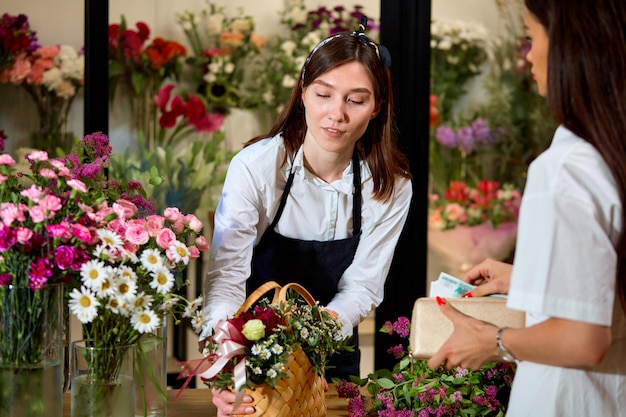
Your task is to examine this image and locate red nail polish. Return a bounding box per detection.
[461,292,473,298]
[436,296,446,306]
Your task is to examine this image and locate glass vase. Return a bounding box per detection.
[71,340,135,417]
[135,323,168,417]
[0,283,64,417]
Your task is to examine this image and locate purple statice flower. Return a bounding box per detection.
[435,125,457,148]
[392,316,410,337]
[418,409,431,417]
[456,126,475,153]
[82,132,113,159]
[347,397,365,417]
[450,390,463,403]
[75,161,103,180]
[454,367,469,378]
[336,380,361,399]
[387,344,404,359]
[471,118,492,144]
[0,272,13,286]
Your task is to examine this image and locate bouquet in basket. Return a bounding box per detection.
[179,281,353,416]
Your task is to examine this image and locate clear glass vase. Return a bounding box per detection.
[0,283,64,417]
[135,323,168,417]
[71,340,135,417]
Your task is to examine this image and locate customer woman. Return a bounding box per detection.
[429,0,626,415]
[200,19,412,415]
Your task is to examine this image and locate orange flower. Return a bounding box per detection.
[219,32,245,48]
[145,37,187,70]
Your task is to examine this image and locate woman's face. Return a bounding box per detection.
[301,61,379,158]
[524,8,549,96]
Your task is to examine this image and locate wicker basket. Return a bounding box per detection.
[231,281,327,417]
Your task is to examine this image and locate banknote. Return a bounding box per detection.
[429,272,475,298]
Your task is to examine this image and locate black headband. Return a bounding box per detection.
[301,15,391,81]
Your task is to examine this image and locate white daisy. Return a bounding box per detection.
[68,286,100,324]
[133,291,153,310]
[166,241,190,265]
[149,267,174,294]
[159,295,179,311]
[113,274,138,300]
[191,315,204,333]
[259,349,272,360]
[140,248,165,272]
[271,344,284,355]
[80,259,108,290]
[251,344,263,355]
[266,369,277,379]
[131,309,160,333]
[117,265,138,282]
[251,366,262,375]
[96,228,124,249]
[105,296,124,314]
[182,296,203,318]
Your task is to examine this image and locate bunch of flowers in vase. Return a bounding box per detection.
[255,0,379,115]
[0,12,37,70]
[336,316,516,416]
[0,132,151,416]
[175,2,266,114]
[0,40,84,156]
[109,83,232,219]
[108,16,187,144]
[427,179,521,278]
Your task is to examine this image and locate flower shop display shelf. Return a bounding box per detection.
[62,386,354,417]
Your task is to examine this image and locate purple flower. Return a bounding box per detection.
[29,257,52,290]
[54,245,78,270]
[450,390,463,402]
[392,316,410,337]
[456,126,475,153]
[387,344,404,359]
[471,118,492,144]
[347,397,365,417]
[336,380,361,399]
[0,223,17,251]
[0,272,12,286]
[435,126,457,148]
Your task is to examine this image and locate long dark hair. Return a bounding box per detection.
[525,0,626,310]
[245,33,411,203]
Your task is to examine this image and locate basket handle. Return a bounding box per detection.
[277,282,317,307]
[235,281,282,316]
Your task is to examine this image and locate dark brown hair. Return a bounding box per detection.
[245,33,411,202]
[525,0,626,309]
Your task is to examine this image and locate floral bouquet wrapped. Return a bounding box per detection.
[428,179,521,280]
[336,317,516,417]
[179,281,353,416]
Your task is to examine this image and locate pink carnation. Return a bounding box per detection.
[0,154,16,166]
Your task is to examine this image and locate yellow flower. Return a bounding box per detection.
[242,319,266,341]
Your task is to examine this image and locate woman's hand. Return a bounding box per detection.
[211,388,255,416]
[462,258,513,297]
[427,297,499,371]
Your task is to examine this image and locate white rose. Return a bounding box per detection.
[230,17,252,33]
[206,14,224,35]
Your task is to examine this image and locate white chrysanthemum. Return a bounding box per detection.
[131,309,160,333]
[266,369,277,379]
[259,349,272,360]
[149,267,174,294]
[105,296,124,314]
[69,286,100,323]
[113,275,138,300]
[159,295,179,311]
[80,259,108,290]
[93,275,116,298]
[251,344,263,355]
[140,248,164,272]
[190,315,204,333]
[133,292,154,310]
[182,296,203,318]
[97,228,124,249]
[167,240,190,265]
[116,265,138,282]
[270,344,284,355]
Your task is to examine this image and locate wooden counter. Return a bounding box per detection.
[63,385,351,416]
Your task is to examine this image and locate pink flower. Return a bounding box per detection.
[195,235,210,251]
[163,207,182,223]
[15,227,33,244]
[156,228,176,249]
[444,203,467,223]
[188,245,200,259]
[67,179,88,193]
[26,150,48,162]
[125,223,150,245]
[20,184,43,201]
[39,168,57,179]
[0,203,23,225]
[39,194,62,215]
[145,215,165,236]
[47,223,70,238]
[113,199,138,220]
[28,205,46,223]
[0,154,16,166]
[71,223,93,243]
[185,214,203,233]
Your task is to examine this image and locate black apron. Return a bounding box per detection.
[247,152,362,380]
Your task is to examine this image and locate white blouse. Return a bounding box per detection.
[200,134,413,339]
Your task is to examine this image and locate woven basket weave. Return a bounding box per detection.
[231,281,327,417]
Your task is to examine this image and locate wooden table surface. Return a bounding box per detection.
[63,385,351,416]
